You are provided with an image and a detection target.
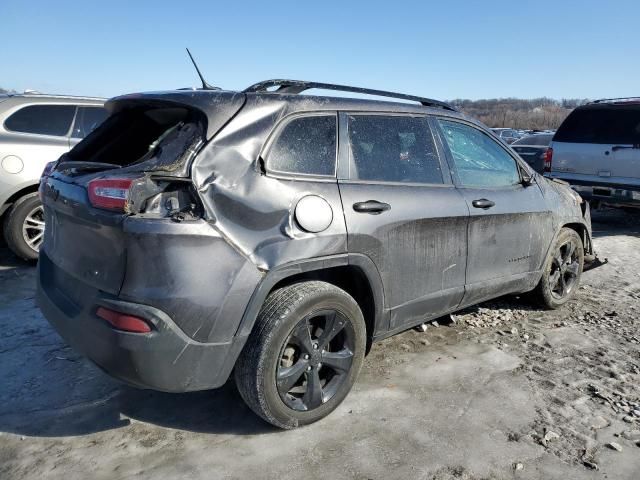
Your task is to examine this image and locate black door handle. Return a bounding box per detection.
[353,200,391,214]
[472,198,495,209]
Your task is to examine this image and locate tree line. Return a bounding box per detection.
[448,98,590,130]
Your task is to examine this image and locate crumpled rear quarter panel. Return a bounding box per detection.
[116,95,349,344]
[118,218,262,344]
[190,95,348,271]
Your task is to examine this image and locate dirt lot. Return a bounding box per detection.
[1,209,639,480]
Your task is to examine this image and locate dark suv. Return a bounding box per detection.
[37,80,593,429]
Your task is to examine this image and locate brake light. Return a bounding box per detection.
[96,307,152,333]
[88,178,134,211]
[543,147,553,173]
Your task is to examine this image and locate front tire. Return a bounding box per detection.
[235,281,366,429]
[3,192,44,261]
[534,227,584,309]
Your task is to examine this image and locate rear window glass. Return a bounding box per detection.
[266,115,337,176]
[348,115,443,184]
[554,105,640,144]
[66,107,205,171]
[5,104,76,136]
[513,134,553,146]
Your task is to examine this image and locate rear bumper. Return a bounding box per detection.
[571,185,640,208]
[36,252,247,392]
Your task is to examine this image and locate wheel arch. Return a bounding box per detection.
[236,254,387,352]
[561,221,593,257]
[0,183,40,217]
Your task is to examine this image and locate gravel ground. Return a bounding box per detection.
[1,209,639,480]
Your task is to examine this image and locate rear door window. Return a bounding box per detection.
[438,119,521,188]
[347,115,443,184]
[265,115,337,176]
[4,104,76,136]
[554,105,640,144]
[71,106,109,138]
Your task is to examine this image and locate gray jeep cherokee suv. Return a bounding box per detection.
[0,93,107,260]
[36,80,593,429]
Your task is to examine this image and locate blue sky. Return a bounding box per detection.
[2,0,639,100]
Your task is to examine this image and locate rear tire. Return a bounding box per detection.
[3,193,44,261]
[534,227,584,309]
[234,281,366,429]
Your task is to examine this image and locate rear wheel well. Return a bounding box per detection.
[1,184,39,216]
[271,266,377,351]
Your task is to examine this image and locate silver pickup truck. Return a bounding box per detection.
[547,98,640,208]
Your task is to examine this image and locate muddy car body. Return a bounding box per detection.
[37,81,593,428]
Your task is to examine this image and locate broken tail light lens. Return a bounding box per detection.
[96,307,152,333]
[543,147,553,173]
[88,178,134,211]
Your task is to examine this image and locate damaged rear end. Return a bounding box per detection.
[36,91,263,392]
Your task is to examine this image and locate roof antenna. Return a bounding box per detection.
[186,48,219,90]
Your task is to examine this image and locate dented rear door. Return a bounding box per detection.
[338,113,469,331]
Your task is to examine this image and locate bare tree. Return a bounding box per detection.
[448,97,590,130]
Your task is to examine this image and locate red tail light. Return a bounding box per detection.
[88,178,134,211]
[543,147,553,173]
[96,307,152,333]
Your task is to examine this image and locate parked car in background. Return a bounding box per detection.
[0,93,107,259]
[37,79,592,429]
[491,128,521,144]
[511,133,553,173]
[547,98,640,208]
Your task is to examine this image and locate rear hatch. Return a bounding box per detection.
[41,90,245,296]
[551,103,640,186]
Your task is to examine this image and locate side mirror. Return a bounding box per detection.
[521,171,536,186]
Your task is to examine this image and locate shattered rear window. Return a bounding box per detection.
[144,121,204,171]
[65,107,205,172]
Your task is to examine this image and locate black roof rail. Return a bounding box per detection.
[243,79,457,111]
[591,97,640,104]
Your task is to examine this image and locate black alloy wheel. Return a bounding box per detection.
[535,227,584,309]
[235,281,366,429]
[276,309,355,411]
[548,238,581,300]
